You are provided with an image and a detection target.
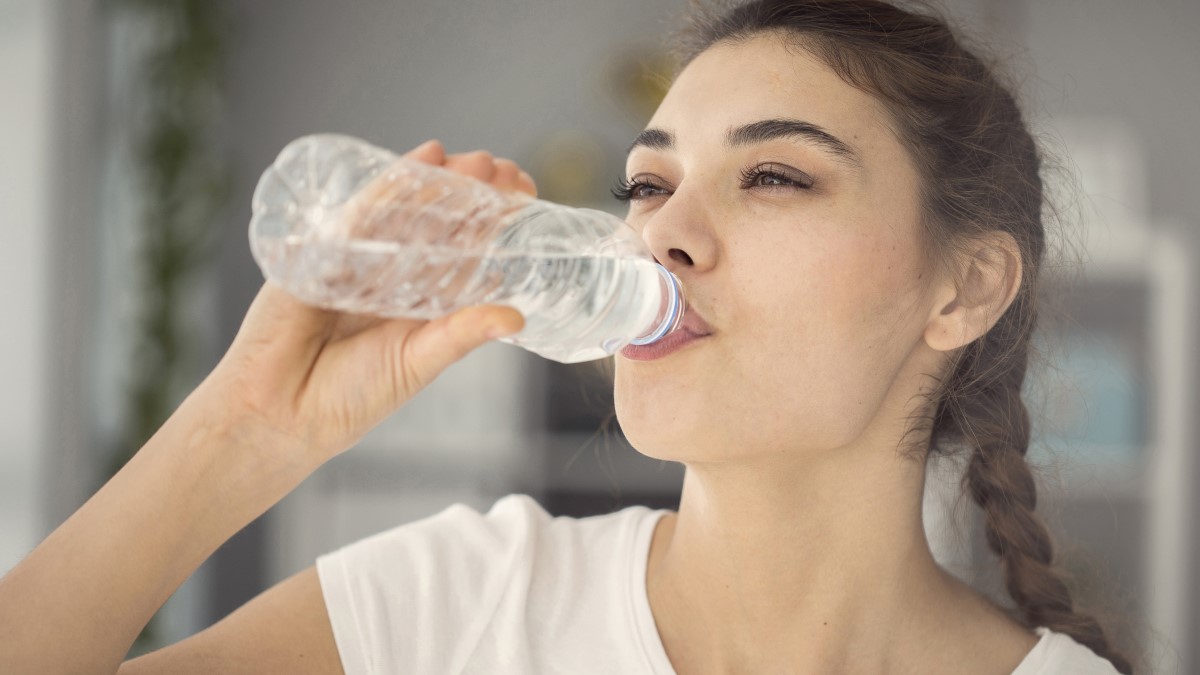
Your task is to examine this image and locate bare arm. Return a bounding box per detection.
[0,386,314,667]
[0,140,532,675]
[118,567,341,674]
[0,391,321,674]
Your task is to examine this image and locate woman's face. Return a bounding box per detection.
[613,33,942,463]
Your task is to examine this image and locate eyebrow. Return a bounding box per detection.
[626,118,862,168]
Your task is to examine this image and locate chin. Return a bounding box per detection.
[615,396,671,457]
[613,361,730,460]
[616,401,718,463]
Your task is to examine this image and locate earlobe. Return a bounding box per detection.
[923,286,968,352]
[922,232,1023,353]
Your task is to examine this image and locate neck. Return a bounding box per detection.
[648,440,957,673]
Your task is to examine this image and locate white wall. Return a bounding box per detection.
[1020,0,1200,230]
[0,0,51,574]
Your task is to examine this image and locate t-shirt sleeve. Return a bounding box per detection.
[315,493,547,675]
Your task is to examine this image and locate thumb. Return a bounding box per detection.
[394,304,525,394]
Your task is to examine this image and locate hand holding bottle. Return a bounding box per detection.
[0,139,539,675]
[203,139,533,468]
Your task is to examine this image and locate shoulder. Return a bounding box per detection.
[932,577,1122,675]
[1011,627,1123,675]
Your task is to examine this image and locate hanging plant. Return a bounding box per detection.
[105,0,233,655]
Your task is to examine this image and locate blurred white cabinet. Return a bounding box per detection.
[1024,118,1193,673]
[0,0,53,576]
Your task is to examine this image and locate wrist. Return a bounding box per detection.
[167,381,323,491]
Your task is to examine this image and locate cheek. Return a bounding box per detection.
[836,236,917,335]
[722,229,925,434]
[730,230,896,355]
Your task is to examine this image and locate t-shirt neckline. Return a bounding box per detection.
[625,508,1055,675]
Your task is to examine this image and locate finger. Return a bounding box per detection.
[443,150,496,183]
[392,304,525,394]
[491,158,522,192]
[236,282,333,349]
[220,281,336,392]
[346,139,445,229]
[515,170,537,198]
[402,139,446,165]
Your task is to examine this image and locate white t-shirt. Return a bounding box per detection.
[316,493,1121,674]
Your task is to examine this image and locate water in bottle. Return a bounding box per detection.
[248,134,684,363]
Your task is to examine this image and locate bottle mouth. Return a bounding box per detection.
[629,264,685,345]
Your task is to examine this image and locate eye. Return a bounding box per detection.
[738,163,814,190]
[610,175,669,203]
[610,162,814,204]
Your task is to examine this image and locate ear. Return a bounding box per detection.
[923,232,1023,352]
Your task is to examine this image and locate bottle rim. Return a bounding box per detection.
[628,264,684,345]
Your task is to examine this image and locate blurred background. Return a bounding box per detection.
[1,0,1195,671]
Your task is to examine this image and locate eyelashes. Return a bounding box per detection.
[610,163,814,203]
[736,164,815,190]
[609,177,656,203]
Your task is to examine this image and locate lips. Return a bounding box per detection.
[618,296,714,361]
[619,328,707,361]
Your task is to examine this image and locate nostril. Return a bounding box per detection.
[668,248,693,266]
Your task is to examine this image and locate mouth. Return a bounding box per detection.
[618,299,714,361]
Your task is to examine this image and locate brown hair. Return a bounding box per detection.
[665,0,1133,671]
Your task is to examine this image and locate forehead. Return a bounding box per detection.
[648,34,891,154]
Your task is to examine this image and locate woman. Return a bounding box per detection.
[0,0,1132,673]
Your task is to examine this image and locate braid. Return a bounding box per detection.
[953,307,1134,674]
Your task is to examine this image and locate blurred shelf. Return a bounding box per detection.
[313,430,683,498]
[538,430,683,496]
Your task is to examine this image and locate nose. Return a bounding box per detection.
[638,191,718,276]
[655,249,693,267]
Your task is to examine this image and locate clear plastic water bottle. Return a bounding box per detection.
[248,134,684,364]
